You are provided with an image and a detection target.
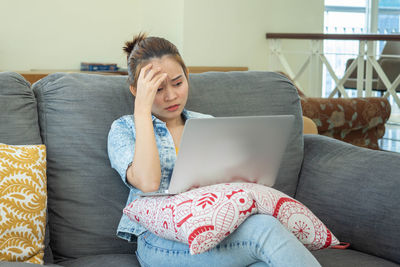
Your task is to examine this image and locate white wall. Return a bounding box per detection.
[0,0,324,94]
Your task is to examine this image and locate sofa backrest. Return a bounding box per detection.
[0,72,53,263]
[32,73,136,262]
[298,135,400,264]
[0,72,42,145]
[32,71,303,262]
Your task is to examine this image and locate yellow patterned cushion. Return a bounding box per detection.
[0,143,47,264]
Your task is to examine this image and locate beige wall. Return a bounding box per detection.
[0,0,140,70]
[0,0,323,94]
[183,0,323,71]
[0,0,184,71]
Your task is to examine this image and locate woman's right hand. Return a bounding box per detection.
[134,63,168,116]
[129,63,164,192]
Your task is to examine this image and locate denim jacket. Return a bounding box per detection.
[107,109,213,241]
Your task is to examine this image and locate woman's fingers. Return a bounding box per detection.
[144,67,162,83]
[137,64,167,97]
[154,73,168,89]
[139,64,166,86]
[138,63,152,80]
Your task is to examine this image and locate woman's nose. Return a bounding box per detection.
[164,86,177,101]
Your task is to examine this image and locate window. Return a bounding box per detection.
[323,1,368,97]
[323,0,400,96]
[377,0,400,51]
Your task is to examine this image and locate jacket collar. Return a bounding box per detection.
[151,109,191,125]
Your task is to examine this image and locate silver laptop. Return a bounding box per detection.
[135,115,294,197]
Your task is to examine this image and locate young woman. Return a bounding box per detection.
[107,33,321,267]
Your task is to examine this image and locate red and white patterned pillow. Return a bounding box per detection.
[124,183,340,255]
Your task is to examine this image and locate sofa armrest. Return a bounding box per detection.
[296,134,400,264]
[301,97,391,149]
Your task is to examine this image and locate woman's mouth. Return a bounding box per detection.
[166,104,180,111]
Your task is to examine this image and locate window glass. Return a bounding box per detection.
[323,0,400,121]
[377,0,400,52]
[323,1,368,97]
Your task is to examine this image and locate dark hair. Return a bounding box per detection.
[123,33,188,87]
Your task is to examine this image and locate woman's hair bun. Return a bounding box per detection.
[123,32,147,58]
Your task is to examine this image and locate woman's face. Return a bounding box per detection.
[147,56,189,124]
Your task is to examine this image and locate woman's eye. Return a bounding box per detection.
[157,88,163,92]
[174,82,182,87]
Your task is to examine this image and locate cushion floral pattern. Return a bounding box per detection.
[0,143,47,264]
[301,97,391,150]
[276,71,391,150]
[124,183,339,255]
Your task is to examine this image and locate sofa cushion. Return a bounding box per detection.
[0,72,42,145]
[0,72,53,264]
[297,134,400,264]
[124,183,339,255]
[0,263,61,267]
[312,248,399,267]
[187,71,303,196]
[0,143,47,264]
[58,254,140,267]
[32,73,136,262]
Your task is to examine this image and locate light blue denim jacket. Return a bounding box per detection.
[107,109,213,241]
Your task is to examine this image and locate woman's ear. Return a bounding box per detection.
[129,85,137,96]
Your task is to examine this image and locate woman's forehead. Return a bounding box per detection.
[149,56,183,73]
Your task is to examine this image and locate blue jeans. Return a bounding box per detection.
[136,214,321,267]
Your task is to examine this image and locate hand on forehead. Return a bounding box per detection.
[146,56,184,80]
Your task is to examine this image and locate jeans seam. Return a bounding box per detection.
[251,241,272,266]
[135,250,150,267]
[141,235,190,255]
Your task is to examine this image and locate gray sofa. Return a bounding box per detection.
[0,71,399,267]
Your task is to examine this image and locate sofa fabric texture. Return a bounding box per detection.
[0,72,42,145]
[297,134,400,264]
[32,73,137,262]
[0,72,53,265]
[312,249,400,267]
[0,71,399,266]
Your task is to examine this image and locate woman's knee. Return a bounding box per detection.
[138,231,190,253]
[243,214,283,230]
[230,214,288,242]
